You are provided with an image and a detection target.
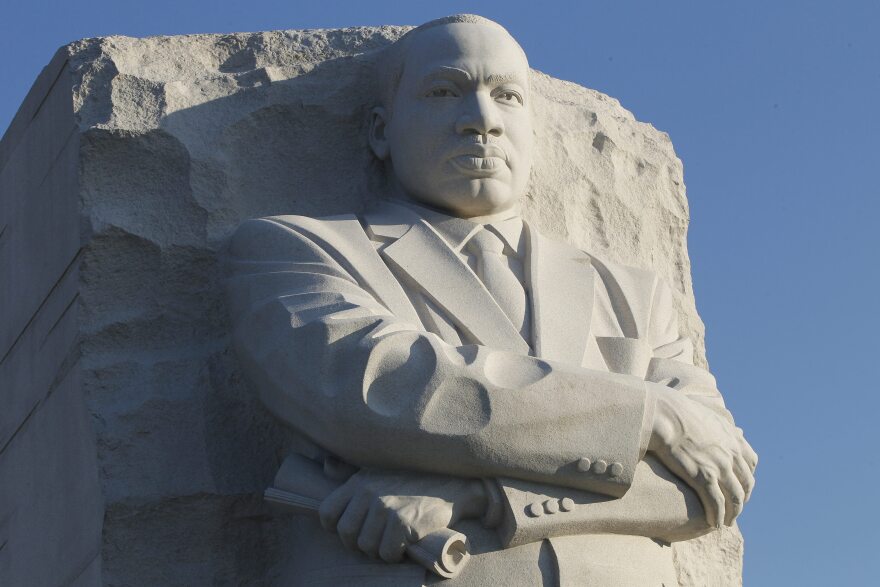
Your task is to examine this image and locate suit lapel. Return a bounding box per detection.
[526,223,595,364]
[381,220,530,354]
[272,214,424,328]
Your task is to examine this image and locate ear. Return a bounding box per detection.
[369,106,390,160]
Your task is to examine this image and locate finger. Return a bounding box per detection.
[701,470,726,529]
[378,513,409,563]
[357,501,389,559]
[319,485,353,532]
[718,465,746,526]
[661,451,722,531]
[744,442,758,472]
[737,429,758,472]
[337,493,372,552]
[732,454,756,502]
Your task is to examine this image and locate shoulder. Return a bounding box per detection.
[229,213,366,260]
[255,213,364,237]
[588,253,662,301]
[588,253,684,343]
[583,249,674,337]
[528,223,667,309]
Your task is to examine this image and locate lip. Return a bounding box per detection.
[450,155,506,176]
[449,145,508,176]
[454,144,508,159]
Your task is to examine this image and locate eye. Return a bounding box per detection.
[494,90,524,105]
[427,87,458,98]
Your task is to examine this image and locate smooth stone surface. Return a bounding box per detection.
[0,49,102,587]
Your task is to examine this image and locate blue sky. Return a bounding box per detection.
[3,1,878,584]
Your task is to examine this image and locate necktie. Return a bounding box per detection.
[466,226,531,343]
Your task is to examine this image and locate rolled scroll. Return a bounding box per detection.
[264,454,471,579]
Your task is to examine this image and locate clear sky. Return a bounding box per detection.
[3,1,878,584]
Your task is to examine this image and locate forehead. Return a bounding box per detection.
[401,23,529,83]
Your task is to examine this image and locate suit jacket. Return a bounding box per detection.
[226,201,727,586]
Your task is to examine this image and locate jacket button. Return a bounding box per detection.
[527,502,544,517]
[609,462,624,477]
[592,460,608,474]
[544,499,560,514]
[577,457,592,472]
[560,497,575,512]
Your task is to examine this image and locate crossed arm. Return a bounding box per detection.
[227,217,756,560]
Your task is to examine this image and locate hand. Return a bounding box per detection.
[649,387,758,529]
[318,469,486,563]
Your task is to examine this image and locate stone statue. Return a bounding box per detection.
[226,14,757,586]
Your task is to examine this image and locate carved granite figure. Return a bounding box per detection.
[227,14,757,586]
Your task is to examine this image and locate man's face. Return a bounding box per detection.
[376,23,533,218]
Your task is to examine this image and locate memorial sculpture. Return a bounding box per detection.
[227,14,757,587]
[0,11,755,586]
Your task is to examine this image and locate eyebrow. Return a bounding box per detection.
[422,67,472,83]
[486,73,525,86]
[422,67,525,87]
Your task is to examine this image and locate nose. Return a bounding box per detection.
[456,93,504,139]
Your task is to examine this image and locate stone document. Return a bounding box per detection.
[0,16,753,587]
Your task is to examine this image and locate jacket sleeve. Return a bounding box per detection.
[495,456,710,546]
[646,278,732,420]
[494,278,722,545]
[226,216,655,498]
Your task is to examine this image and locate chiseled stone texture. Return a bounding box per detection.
[2,25,743,585]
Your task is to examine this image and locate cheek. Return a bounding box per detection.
[390,114,446,159]
[505,122,534,166]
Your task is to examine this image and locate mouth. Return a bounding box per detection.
[449,144,508,177]
[450,155,506,175]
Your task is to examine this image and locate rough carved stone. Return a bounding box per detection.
[0,18,749,587]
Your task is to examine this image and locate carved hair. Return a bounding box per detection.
[375,14,527,114]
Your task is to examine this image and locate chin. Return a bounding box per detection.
[440,180,519,218]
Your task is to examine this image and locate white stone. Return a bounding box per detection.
[226,16,755,586]
[0,16,751,587]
